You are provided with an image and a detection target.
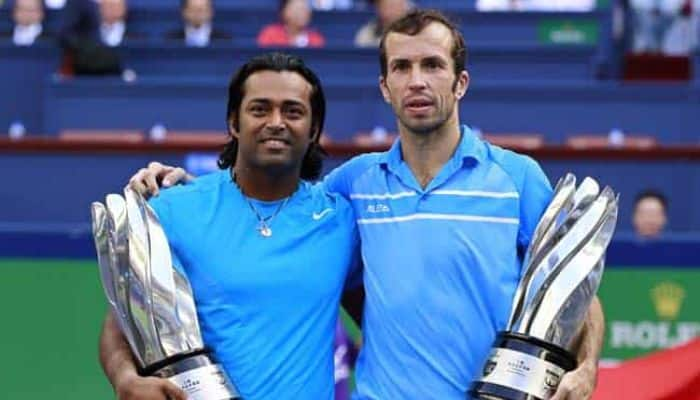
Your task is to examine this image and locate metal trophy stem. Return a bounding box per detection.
[91,188,241,400]
[470,174,619,400]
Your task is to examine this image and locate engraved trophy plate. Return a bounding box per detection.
[470,174,619,400]
[479,348,566,399]
[91,189,241,399]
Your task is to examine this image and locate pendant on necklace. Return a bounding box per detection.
[258,224,272,238]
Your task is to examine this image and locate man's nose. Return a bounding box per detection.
[267,109,284,131]
[408,67,427,90]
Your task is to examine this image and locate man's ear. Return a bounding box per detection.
[379,75,391,104]
[310,123,322,144]
[455,70,470,99]
[228,117,239,139]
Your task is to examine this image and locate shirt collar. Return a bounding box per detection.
[185,23,212,47]
[13,23,42,46]
[101,21,125,47]
[379,125,485,172]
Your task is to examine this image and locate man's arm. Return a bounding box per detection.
[99,311,187,400]
[551,295,605,400]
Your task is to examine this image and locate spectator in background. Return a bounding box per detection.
[354,0,410,47]
[99,0,137,47]
[166,0,231,47]
[632,189,668,239]
[4,0,48,46]
[59,0,123,75]
[311,0,353,10]
[476,0,596,11]
[258,0,325,48]
[629,0,696,54]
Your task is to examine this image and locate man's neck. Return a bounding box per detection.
[233,166,300,201]
[399,118,461,189]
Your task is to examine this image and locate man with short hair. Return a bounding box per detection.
[7,0,46,46]
[632,189,668,239]
[98,0,132,47]
[166,0,231,47]
[129,9,604,400]
[354,0,411,48]
[99,52,360,400]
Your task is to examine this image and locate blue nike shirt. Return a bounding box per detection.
[323,126,553,399]
[149,170,360,400]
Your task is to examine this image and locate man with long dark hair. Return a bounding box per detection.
[99,52,359,400]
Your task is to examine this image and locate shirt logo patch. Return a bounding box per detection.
[312,208,333,220]
[367,204,390,213]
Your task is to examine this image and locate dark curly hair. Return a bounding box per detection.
[218,52,326,180]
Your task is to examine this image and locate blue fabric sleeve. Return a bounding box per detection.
[148,195,186,275]
[322,153,379,200]
[516,156,553,254]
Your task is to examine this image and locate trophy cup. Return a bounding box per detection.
[469,173,618,400]
[91,188,241,400]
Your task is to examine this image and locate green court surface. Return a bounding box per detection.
[0,258,361,399]
[0,258,112,399]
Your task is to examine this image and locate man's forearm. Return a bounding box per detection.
[99,311,140,389]
[575,296,605,371]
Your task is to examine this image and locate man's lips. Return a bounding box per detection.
[403,97,435,112]
[259,138,291,150]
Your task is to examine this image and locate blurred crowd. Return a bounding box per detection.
[3,0,698,56]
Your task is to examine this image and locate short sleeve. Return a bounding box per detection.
[148,195,186,275]
[322,163,353,199]
[322,153,378,200]
[516,157,553,255]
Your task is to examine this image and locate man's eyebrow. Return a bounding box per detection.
[423,56,447,63]
[390,58,410,65]
[282,100,307,108]
[247,98,271,105]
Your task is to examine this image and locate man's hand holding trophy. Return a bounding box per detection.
[91,188,241,400]
[471,173,619,400]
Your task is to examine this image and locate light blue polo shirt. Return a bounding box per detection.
[149,170,360,400]
[323,126,553,399]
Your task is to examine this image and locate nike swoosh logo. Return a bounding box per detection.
[312,208,333,220]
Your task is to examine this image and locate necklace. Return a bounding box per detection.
[232,171,291,238]
[244,196,289,238]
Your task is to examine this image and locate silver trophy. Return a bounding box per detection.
[91,188,241,400]
[470,173,618,400]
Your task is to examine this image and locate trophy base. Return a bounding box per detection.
[468,332,576,400]
[144,349,242,400]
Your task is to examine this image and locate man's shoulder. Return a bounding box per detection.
[155,170,225,204]
[482,141,543,187]
[307,182,355,216]
[334,151,385,180]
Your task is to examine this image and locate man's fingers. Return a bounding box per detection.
[143,169,161,196]
[161,380,188,400]
[162,168,190,187]
[550,376,573,400]
[128,169,155,196]
[129,168,159,197]
[147,161,167,172]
